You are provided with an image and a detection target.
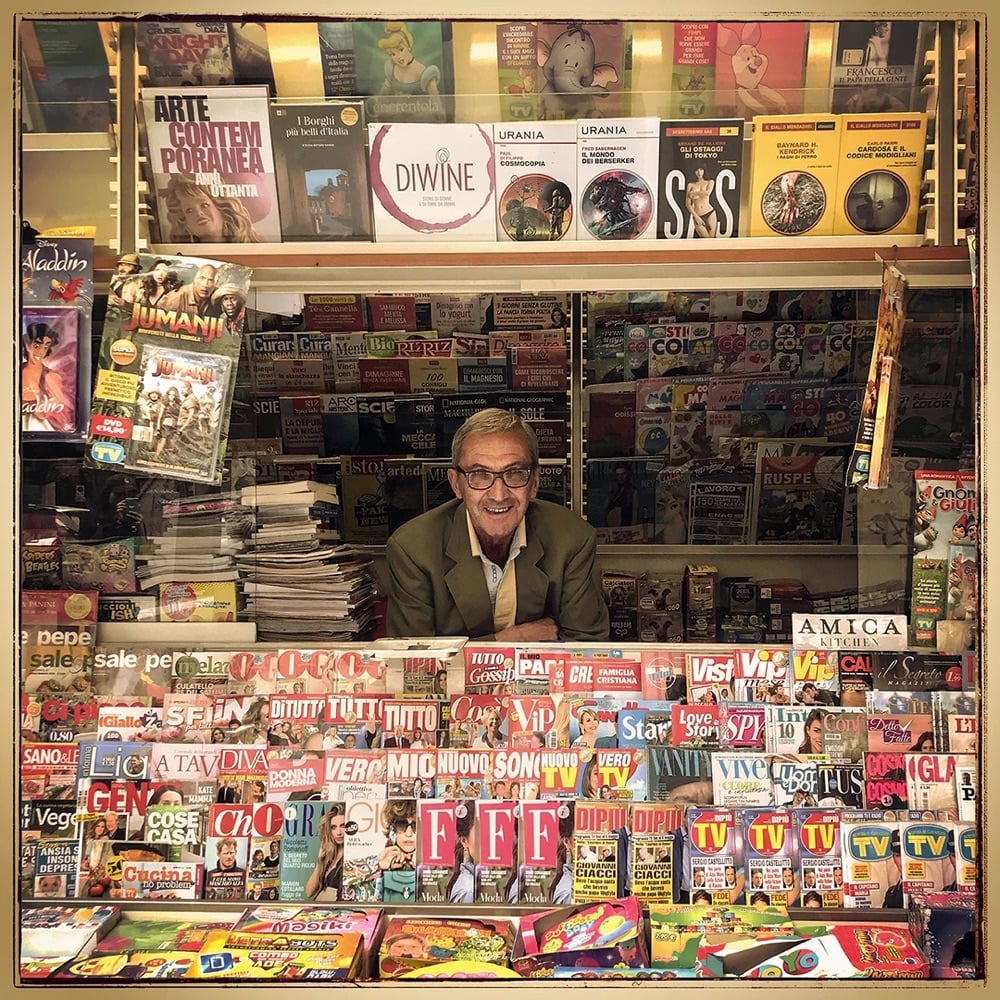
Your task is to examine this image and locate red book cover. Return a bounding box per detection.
[518,799,571,905]
[416,798,460,903]
[366,294,417,332]
[475,798,518,903]
[302,293,366,332]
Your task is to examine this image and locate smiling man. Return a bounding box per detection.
[385,408,609,641]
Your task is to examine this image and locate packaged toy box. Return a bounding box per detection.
[648,903,793,970]
[907,892,977,979]
[378,915,514,979]
[229,905,385,977]
[511,896,647,977]
[193,928,365,980]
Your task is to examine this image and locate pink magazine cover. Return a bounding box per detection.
[715,21,809,119]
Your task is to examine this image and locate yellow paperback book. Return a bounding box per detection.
[833,112,928,236]
[748,114,841,237]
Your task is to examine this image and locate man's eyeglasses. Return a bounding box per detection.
[455,467,534,489]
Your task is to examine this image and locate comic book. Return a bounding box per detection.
[519,799,572,905]
[686,806,742,905]
[20,305,84,438]
[628,803,680,906]
[572,800,628,903]
[536,22,625,121]
[137,21,234,87]
[368,123,495,241]
[140,85,279,243]
[657,119,744,239]
[909,469,977,645]
[739,807,798,908]
[351,20,452,124]
[474,798,518,904]
[87,252,250,485]
[666,22,717,119]
[270,99,372,241]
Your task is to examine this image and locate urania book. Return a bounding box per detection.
[141,85,281,243]
[493,121,577,240]
[577,117,659,241]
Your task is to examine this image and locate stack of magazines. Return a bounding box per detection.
[237,480,377,640]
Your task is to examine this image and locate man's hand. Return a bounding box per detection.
[496,617,559,642]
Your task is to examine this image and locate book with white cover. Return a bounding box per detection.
[492,121,577,240]
[368,122,496,241]
[576,117,659,241]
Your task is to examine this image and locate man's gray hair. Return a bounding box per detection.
[451,407,539,467]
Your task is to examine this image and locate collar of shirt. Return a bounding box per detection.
[466,511,526,631]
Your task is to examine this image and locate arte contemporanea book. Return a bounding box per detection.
[140,85,281,243]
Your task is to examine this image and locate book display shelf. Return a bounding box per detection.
[5,0,992,992]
